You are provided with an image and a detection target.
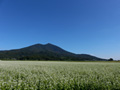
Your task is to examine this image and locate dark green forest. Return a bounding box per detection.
[0,43,106,61]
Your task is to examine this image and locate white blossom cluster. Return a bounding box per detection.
[0,61,120,89]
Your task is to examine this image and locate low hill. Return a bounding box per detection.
[0,43,106,61]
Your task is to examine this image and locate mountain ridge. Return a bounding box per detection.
[0,43,106,61]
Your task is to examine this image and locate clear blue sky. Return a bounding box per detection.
[0,0,120,59]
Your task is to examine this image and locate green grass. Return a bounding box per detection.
[0,61,120,90]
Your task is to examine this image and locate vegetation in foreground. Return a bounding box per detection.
[0,61,120,90]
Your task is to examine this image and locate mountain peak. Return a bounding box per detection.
[32,43,53,46]
[0,43,105,61]
[30,43,43,47]
[45,43,53,45]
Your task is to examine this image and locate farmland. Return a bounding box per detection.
[0,61,120,90]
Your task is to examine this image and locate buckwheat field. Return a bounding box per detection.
[0,61,120,90]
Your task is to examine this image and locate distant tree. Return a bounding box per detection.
[108,58,114,61]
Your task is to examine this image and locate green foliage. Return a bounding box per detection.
[0,61,120,89]
[0,44,105,61]
[108,58,114,61]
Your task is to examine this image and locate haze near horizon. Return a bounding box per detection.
[0,0,120,59]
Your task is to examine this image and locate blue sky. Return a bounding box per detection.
[0,0,120,59]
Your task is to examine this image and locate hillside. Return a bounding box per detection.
[0,43,105,61]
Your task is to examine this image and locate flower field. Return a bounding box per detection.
[0,61,120,90]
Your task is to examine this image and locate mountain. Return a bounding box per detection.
[0,43,105,61]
